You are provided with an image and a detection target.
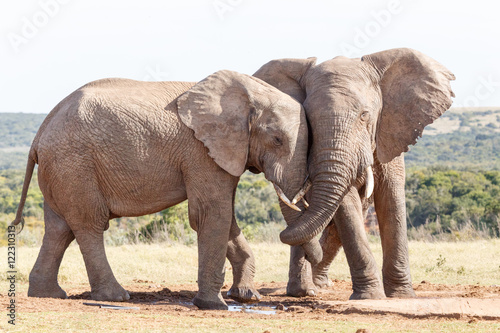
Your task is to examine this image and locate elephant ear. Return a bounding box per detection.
[362,48,455,164]
[177,70,255,177]
[253,57,316,103]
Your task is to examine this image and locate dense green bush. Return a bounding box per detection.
[406,168,500,237]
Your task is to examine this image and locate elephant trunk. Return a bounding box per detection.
[279,169,351,246]
[278,180,324,265]
[279,127,358,246]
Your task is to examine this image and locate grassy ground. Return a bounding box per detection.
[3,239,499,291]
[1,239,500,332]
[10,311,500,333]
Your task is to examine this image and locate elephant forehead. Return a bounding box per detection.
[313,58,376,87]
[305,73,380,113]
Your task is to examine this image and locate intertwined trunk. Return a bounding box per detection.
[280,115,358,246]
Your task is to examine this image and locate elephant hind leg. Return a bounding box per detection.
[226,217,261,303]
[29,202,75,299]
[73,226,130,302]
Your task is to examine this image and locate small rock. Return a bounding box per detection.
[286,306,306,313]
[148,284,161,289]
[356,329,371,333]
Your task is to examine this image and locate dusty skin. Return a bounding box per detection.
[3,280,499,327]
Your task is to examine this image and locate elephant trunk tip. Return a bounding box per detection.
[279,227,309,246]
[302,239,323,266]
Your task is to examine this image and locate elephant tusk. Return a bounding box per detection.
[302,198,309,209]
[365,166,374,199]
[291,177,312,205]
[273,184,302,212]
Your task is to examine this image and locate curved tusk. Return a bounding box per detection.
[365,166,374,199]
[302,198,309,209]
[273,184,302,212]
[291,177,312,205]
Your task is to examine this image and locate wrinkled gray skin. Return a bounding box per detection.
[254,48,455,299]
[11,70,310,310]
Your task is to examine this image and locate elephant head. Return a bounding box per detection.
[254,48,455,246]
[177,69,312,234]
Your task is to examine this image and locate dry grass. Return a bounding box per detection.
[2,239,499,294]
[1,240,500,332]
[10,311,500,333]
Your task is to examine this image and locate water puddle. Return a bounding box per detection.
[228,304,279,315]
[178,301,281,314]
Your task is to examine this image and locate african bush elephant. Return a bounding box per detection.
[254,48,455,299]
[12,69,312,310]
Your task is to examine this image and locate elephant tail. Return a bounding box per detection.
[11,154,37,232]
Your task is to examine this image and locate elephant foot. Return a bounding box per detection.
[349,287,386,300]
[385,286,416,298]
[227,285,261,303]
[28,282,68,299]
[286,280,318,297]
[91,283,130,302]
[312,273,333,289]
[193,293,228,310]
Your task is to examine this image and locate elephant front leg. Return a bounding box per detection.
[288,222,342,295]
[311,222,342,289]
[374,157,416,298]
[286,245,317,297]
[226,217,261,303]
[335,187,385,300]
[188,182,236,310]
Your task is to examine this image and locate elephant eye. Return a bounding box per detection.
[272,136,283,147]
[360,111,370,121]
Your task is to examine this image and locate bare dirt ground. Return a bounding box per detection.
[6,280,500,324]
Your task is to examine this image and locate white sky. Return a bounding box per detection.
[1,0,499,114]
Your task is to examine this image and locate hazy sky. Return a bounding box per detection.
[1,0,499,114]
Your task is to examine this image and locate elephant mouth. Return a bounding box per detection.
[273,177,312,212]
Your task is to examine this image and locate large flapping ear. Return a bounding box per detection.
[177,70,257,177]
[362,48,455,163]
[253,57,317,103]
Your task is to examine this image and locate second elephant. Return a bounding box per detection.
[254,48,455,299]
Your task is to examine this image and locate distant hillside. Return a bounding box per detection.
[405,108,500,170]
[1,108,499,170]
[0,113,46,148]
[0,113,46,170]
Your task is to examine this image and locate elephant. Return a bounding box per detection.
[11,69,313,310]
[253,48,455,299]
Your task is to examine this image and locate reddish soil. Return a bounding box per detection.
[3,280,500,323]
